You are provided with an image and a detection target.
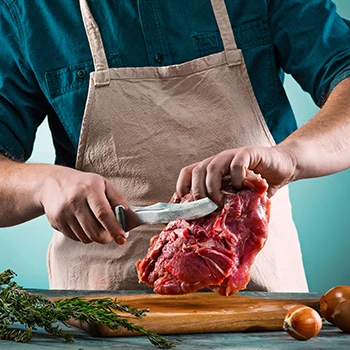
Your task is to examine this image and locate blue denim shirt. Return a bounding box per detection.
[0,0,349,167]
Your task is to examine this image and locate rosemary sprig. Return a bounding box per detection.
[0,269,174,348]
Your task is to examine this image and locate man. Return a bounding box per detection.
[0,0,349,291]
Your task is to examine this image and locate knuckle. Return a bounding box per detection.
[237,146,250,154]
[192,164,205,176]
[76,182,92,195]
[47,215,62,231]
[207,161,220,173]
[46,202,64,218]
[77,173,103,192]
[218,149,230,157]
[89,172,103,180]
[182,163,198,174]
[67,195,79,207]
[49,221,60,231]
[86,173,103,185]
[95,207,109,222]
[191,167,200,177]
[180,165,192,176]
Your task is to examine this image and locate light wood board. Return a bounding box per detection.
[52,292,320,336]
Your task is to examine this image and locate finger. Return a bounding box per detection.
[176,163,198,198]
[75,203,114,244]
[229,150,257,189]
[267,186,278,198]
[205,153,234,206]
[229,157,248,190]
[88,191,127,245]
[191,160,211,200]
[56,223,81,242]
[66,218,93,244]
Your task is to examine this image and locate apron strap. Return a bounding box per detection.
[210,0,241,67]
[78,0,239,74]
[79,0,110,85]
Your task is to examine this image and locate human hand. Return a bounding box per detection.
[176,146,297,206]
[38,166,128,245]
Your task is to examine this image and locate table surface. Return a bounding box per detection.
[2,290,350,350]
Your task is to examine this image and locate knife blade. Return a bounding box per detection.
[115,197,218,232]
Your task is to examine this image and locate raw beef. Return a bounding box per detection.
[136,175,271,296]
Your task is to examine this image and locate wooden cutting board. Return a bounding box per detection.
[53,293,320,336]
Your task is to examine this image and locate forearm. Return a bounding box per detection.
[0,155,49,226]
[278,78,350,181]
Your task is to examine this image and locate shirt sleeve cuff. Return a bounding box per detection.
[328,65,350,97]
[0,144,22,161]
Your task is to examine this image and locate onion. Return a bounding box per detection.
[319,286,350,324]
[283,305,323,340]
[333,299,350,333]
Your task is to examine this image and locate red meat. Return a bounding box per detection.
[136,175,271,296]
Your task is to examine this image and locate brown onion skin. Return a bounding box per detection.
[333,299,350,333]
[283,305,323,341]
[319,286,350,324]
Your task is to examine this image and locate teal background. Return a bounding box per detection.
[0,0,349,292]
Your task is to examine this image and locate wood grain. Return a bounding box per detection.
[52,292,320,336]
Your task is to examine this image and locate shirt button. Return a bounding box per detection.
[154,53,164,64]
[77,69,87,79]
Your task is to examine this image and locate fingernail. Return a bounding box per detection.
[125,231,129,239]
[219,198,225,208]
[116,236,126,245]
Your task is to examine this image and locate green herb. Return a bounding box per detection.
[0,269,174,348]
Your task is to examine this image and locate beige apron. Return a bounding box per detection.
[47,0,308,292]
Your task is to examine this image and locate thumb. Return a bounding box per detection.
[266,185,281,198]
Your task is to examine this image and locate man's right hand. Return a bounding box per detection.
[0,155,128,245]
[39,167,128,244]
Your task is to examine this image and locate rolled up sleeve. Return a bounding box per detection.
[0,1,50,161]
[268,0,350,106]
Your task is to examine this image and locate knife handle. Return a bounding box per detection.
[115,205,126,231]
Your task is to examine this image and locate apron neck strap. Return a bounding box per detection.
[210,0,239,66]
[78,0,239,71]
[79,0,109,73]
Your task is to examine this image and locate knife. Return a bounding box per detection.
[115,197,218,232]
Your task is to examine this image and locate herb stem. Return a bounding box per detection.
[0,269,174,348]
